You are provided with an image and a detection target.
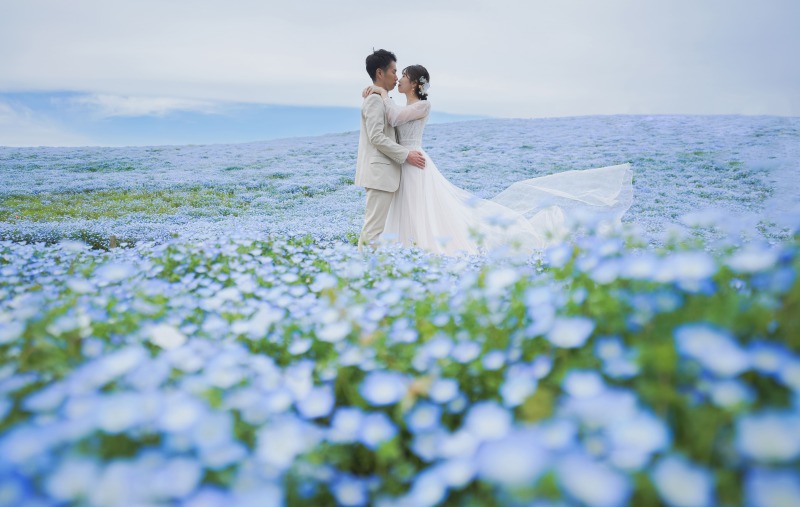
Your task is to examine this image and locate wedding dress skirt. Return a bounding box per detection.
[382,154,633,256]
[377,99,632,256]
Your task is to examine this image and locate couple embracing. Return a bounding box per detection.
[355,49,634,257]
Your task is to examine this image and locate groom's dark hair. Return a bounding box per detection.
[365,49,397,82]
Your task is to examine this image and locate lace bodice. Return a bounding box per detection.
[383,98,431,149]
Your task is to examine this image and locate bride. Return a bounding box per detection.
[362,65,633,256]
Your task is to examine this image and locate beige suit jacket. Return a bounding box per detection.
[354,94,410,192]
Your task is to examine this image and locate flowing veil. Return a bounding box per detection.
[438,163,634,255]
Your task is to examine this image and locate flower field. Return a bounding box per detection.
[1,115,799,506]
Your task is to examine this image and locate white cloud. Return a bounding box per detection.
[66,94,226,118]
[0,101,91,147]
[0,0,797,117]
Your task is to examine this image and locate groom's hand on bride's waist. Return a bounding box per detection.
[406,151,426,169]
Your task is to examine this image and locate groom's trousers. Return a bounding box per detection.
[358,188,394,252]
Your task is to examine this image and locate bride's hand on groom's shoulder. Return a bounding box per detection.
[361,85,387,99]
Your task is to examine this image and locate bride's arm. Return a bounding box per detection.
[384,99,431,127]
[362,85,388,99]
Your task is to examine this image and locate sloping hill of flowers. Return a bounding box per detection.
[1,115,798,247]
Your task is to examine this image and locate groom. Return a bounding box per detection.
[355,49,426,252]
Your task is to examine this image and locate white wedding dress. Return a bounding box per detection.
[381,98,633,256]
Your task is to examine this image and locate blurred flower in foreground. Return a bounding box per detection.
[546,316,595,348]
[464,401,512,441]
[735,411,800,463]
[556,452,631,507]
[147,324,187,350]
[674,323,749,377]
[359,412,398,450]
[360,372,410,406]
[745,468,800,507]
[476,429,549,486]
[651,455,714,507]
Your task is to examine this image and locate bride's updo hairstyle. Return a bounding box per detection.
[403,65,430,100]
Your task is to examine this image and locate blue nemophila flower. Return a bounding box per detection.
[97,392,152,433]
[359,412,398,450]
[557,452,632,507]
[200,441,247,470]
[559,388,638,428]
[562,370,605,398]
[452,341,481,363]
[779,358,800,392]
[296,385,335,419]
[360,371,410,406]
[428,377,460,404]
[606,411,671,470]
[94,262,136,284]
[620,252,660,280]
[89,460,141,505]
[484,267,519,295]
[0,398,11,420]
[191,411,234,451]
[328,407,365,444]
[0,321,24,345]
[317,318,352,343]
[435,458,477,488]
[656,252,717,284]
[408,429,444,463]
[651,455,714,507]
[0,426,53,466]
[284,360,315,401]
[147,323,187,350]
[531,355,554,379]
[150,457,203,499]
[332,475,369,507]
[501,364,538,407]
[745,468,800,507]
[256,414,322,470]
[727,244,779,273]
[246,304,285,339]
[44,457,99,503]
[339,344,371,367]
[707,378,755,409]
[406,402,442,434]
[404,466,448,507]
[464,401,512,441]
[748,341,791,376]
[545,243,574,268]
[595,337,640,379]
[476,428,549,485]
[389,318,418,344]
[22,381,67,412]
[157,393,207,433]
[481,350,506,370]
[288,337,312,355]
[435,428,479,460]
[530,418,578,452]
[591,258,621,284]
[674,323,749,377]
[524,285,553,308]
[447,393,469,414]
[423,334,454,360]
[310,272,338,292]
[735,411,800,463]
[547,316,595,348]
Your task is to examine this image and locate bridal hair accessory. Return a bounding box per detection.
[419,76,430,94]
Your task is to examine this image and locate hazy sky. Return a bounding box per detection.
[1,0,798,145]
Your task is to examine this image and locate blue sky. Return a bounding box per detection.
[1,0,798,147]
